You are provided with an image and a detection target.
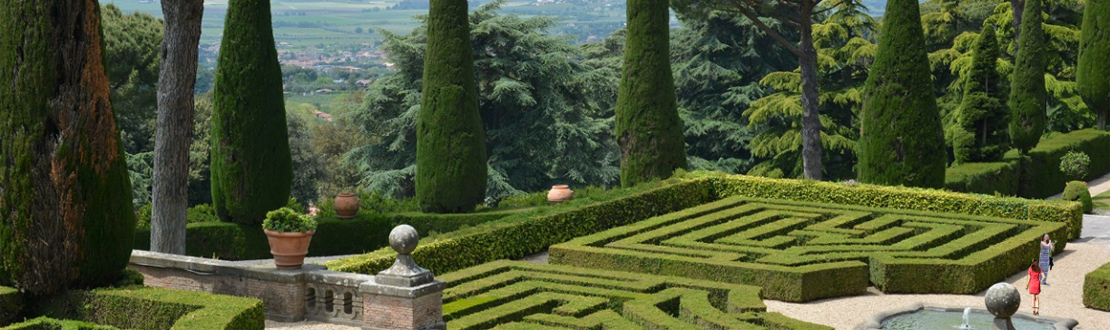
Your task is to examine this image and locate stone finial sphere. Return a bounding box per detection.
[389,224,419,255]
[985,282,1021,318]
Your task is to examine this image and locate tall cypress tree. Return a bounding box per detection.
[0,0,137,295]
[1079,0,1110,130]
[416,0,487,213]
[953,25,1009,164]
[858,0,945,188]
[211,0,293,224]
[1009,0,1047,152]
[616,0,686,187]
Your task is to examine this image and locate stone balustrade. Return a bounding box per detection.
[129,225,443,330]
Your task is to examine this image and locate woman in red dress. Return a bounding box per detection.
[1026,260,1042,315]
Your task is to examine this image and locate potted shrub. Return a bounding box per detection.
[263,207,317,269]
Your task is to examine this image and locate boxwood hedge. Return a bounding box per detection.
[439,260,831,330]
[1084,261,1110,311]
[548,196,1067,302]
[1,286,20,326]
[2,317,118,330]
[327,172,1080,280]
[39,287,264,330]
[134,208,525,260]
[325,179,716,275]
[946,129,1110,198]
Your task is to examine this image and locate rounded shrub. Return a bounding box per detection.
[0,0,136,295]
[1009,0,1048,153]
[615,0,687,188]
[1063,181,1093,214]
[263,207,318,233]
[859,0,946,188]
[416,0,488,213]
[1060,151,1091,181]
[210,0,294,225]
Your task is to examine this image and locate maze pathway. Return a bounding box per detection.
[439,260,831,330]
[549,196,1067,302]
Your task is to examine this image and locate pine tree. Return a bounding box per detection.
[416,0,487,213]
[1009,0,1047,152]
[616,0,686,187]
[952,25,1009,163]
[1078,0,1110,129]
[210,0,293,224]
[858,0,946,188]
[0,0,137,295]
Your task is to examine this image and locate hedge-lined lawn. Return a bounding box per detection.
[1092,189,1110,210]
[549,196,1068,302]
[439,260,830,330]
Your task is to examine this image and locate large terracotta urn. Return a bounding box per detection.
[264,229,315,269]
[547,185,574,204]
[334,193,359,219]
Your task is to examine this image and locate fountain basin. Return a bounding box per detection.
[855,304,1078,330]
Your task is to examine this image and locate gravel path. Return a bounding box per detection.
[766,241,1110,329]
[265,320,359,330]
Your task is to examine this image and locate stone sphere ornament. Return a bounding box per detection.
[985,282,1021,318]
[389,224,420,255]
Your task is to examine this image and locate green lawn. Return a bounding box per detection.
[1093,189,1110,210]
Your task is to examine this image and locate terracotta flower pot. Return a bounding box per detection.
[264,229,315,269]
[334,193,359,219]
[547,185,574,204]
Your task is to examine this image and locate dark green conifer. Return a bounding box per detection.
[210,0,293,224]
[615,0,687,187]
[952,25,1009,163]
[0,0,136,295]
[416,0,487,213]
[1078,0,1110,129]
[1009,0,1047,152]
[858,0,946,188]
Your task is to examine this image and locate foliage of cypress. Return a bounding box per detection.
[615,0,687,188]
[952,25,1009,163]
[1009,0,1048,152]
[858,0,946,188]
[0,0,136,295]
[1078,0,1110,129]
[210,0,293,224]
[416,0,488,213]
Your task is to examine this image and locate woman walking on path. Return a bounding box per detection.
[1040,234,1053,285]
[1027,261,1043,315]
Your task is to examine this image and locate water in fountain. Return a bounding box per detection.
[958,307,973,330]
[881,309,1054,330]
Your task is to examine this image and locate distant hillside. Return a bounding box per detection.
[861,0,886,15]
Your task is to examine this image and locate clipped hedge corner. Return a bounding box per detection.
[38,287,264,330]
[1084,261,1110,311]
[0,286,21,326]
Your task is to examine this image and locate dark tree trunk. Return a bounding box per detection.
[799,3,824,180]
[151,0,204,255]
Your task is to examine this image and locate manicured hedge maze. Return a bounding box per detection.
[550,196,1068,302]
[440,260,830,330]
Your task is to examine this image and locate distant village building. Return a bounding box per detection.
[355,79,373,88]
[312,110,334,122]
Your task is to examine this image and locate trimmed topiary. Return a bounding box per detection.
[0,0,137,296]
[615,0,687,188]
[952,25,1009,164]
[1009,0,1048,153]
[859,0,946,188]
[210,0,294,225]
[1078,0,1110,129]
[1060,151,1091,181]
[415,0,488,213]
[1062,181,1093,213]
